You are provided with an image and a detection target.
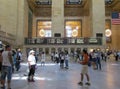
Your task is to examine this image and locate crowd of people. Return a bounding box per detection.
[0,45,120,88]
[51,51,70,69]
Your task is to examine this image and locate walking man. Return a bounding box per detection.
[78,49,90,86]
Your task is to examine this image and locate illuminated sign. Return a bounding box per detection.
[89,38,98,43]
[76,39,84,44]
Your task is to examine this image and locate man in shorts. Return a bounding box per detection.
[1,45,13,89]
[78,49,90,86]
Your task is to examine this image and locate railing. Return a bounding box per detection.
[24,37,102,45]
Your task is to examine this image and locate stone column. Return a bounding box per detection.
[43,48,45,52]
[68,47,71,54]
[52,0,64,37]
[89,0,106,46]
[16,0,25,46]
[49,48,52,54]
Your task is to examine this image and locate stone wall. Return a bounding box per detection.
[34,7,51,17]
[24,0,29,38]
[111,25,120,50]
[0,0,28,46]
[0,0,17,35]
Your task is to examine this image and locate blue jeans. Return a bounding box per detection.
[96,57,101,70]
[65,60,69,68]
[15,61,20,71]
[1,66,12,81]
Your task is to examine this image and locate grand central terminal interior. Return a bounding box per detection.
[0,0,120,54]
[1,0,120,89]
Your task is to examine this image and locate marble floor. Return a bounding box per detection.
[8,61,120,89]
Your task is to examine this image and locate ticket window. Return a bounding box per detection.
[64,48,68,53]
[76,48,81,54]
[58,48,62,53]
[39,48,43,54]
[51,48,56,53]
[70,48,75,54]
[45,48,49,55]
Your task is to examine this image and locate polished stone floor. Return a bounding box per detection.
[9,61,120,89]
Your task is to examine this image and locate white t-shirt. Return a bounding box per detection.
[28,55,36,65]
[65,54,70,61]
[55,53,59,58]
[41,54,46,62]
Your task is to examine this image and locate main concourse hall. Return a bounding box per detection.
[0,0,120,89]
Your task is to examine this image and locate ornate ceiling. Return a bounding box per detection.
[27,0,120,16]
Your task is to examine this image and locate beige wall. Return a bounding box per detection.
[16,0,26,46]
[0,0,28,46]
[0,0,17,35]
[82,16,91,37]
[35,7,51,17]
[65,7,84,16]
[24,0,29,38]
[111,25,120,50]
[32,14,37,37]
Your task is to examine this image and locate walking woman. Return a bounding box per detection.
[27,50,36,82]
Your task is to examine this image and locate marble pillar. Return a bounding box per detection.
[16,0,25,46]
[90,0,106,46]
[52,0,64,37]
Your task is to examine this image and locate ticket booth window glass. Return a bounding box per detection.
[65,21,82,37]
[37,21,52,37]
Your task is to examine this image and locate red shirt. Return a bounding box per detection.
[82,54,89,65]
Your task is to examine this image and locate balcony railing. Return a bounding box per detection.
[25,37,102,45]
